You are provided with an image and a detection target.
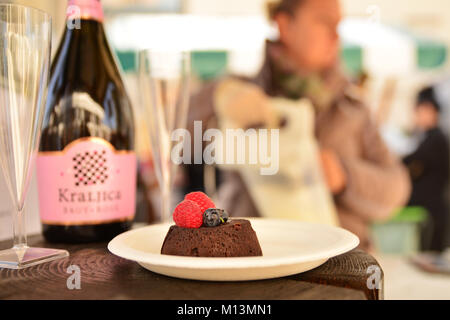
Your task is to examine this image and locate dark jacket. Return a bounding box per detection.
[403,128,449,251]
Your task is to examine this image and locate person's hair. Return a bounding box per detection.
[267,0,305,20]
[417,86,441,113]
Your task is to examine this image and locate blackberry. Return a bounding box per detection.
[203,208,229,227]
[220,209,229,222]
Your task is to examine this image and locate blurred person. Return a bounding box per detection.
[404,87,450,253]
[186,0,411,250]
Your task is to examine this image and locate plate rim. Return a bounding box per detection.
[107,218,360,269]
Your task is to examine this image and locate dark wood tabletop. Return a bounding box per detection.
[0,235,383,300]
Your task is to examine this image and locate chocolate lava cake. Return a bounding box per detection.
[161,219,263,257]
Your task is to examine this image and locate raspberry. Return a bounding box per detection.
[184,192,216,213]
[173,200,203,228]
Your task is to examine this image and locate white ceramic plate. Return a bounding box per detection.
[108,218,359,281]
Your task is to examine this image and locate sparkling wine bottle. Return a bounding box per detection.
[37,0,136,243]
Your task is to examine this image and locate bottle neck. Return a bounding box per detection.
[67,0,104,23]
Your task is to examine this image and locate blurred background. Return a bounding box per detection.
[1,0,450,299]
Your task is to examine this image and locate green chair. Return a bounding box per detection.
[371,207,428,255]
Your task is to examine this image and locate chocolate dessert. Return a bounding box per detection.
[161,219,263,257]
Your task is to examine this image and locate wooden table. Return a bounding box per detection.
[0,235,383,300]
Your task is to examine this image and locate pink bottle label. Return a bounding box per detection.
[67,0,104,22]
[37,138,136,225]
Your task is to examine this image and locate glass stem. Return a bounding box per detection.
[13,206,27,249]
[161,182,171,223]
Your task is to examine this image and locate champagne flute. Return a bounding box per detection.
[0,4,68,269]
[138,50,191,222]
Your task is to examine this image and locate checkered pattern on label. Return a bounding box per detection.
[72,150,109,187]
